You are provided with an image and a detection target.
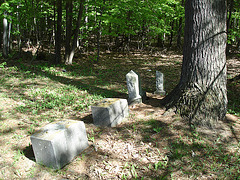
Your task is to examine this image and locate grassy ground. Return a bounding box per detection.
[0,50,239,179]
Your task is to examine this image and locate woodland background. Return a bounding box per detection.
[0,0,239,62]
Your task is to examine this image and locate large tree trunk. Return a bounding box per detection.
[162,0,227,128]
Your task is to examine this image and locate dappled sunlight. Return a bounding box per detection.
[0,51,239,179]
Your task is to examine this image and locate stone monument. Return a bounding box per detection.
[126,70,146,105]
[30,120,88,169]
[91,98,129,127]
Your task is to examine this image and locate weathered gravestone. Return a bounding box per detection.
[126,70,146,105]
[154,71,166,96]
[91,98,129,127]
[30,120,88,169]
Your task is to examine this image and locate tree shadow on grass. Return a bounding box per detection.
[16,105,240,179]
[32,65,128,99]
[3,54,240,178]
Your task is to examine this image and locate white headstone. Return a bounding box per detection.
[126,70,145,105]
[154,71,166,96]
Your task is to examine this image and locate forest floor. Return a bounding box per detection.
[0,49,240,179]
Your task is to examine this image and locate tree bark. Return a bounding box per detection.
[8,19,11,53]
[96,0,105,63]
[66,0,85,65]
[3,13,8,57]
[227,0,234,33]
[226,0,234,54]
[169,20,174,48]
[65,0,73,63]
[162,0,228,128]
[177,0,184,49]
[54,0,62,64]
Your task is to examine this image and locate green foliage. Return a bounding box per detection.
[0,62,7,69]
[15,84,99,114]
[1,0,238,54]
[0,0,187,52]
[227,0,240,46]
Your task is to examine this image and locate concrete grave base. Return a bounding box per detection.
[30,120,88,169]
[128,97,142,105]
[91,98,129,127]
[154,90,166,96]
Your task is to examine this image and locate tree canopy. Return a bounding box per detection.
[0,0,239,62]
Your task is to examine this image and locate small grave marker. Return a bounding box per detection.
[154,71,166,96]
[91,98,129,127]
[30,120,88,169]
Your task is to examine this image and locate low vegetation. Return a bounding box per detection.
[0,50,239,179]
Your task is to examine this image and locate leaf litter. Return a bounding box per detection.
[0,51,239,179]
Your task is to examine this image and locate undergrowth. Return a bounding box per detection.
[0,54,239,179]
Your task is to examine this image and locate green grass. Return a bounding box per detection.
[0,61,125,121]
[0,53,239,179]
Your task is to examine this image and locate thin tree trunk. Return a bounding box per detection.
[54,0,62,64]
[52,0,56,47]
[8,20,11,53]
[226,0,234,54]
[169,20,174,48]
[96,2,104,63]
[66,0,85,65]
[177,17,183,49]
[85,2,89,53]
[65,0,73,63]
[227,0,234,33]
[162,0,227,128]
[3,13,8,57]
[157,34,164,48]
[17,4,21,52]
[96,19,101,63]
[177,0,184,49]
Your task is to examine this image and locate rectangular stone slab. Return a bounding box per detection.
[30,120,88,169]
[91,98,129,127]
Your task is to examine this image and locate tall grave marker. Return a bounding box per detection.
[126,70,146,105]
[154,71,166,96]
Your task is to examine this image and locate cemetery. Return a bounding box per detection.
[0,0,239,178]
[30,70,162,169]
[0,51,239,179]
